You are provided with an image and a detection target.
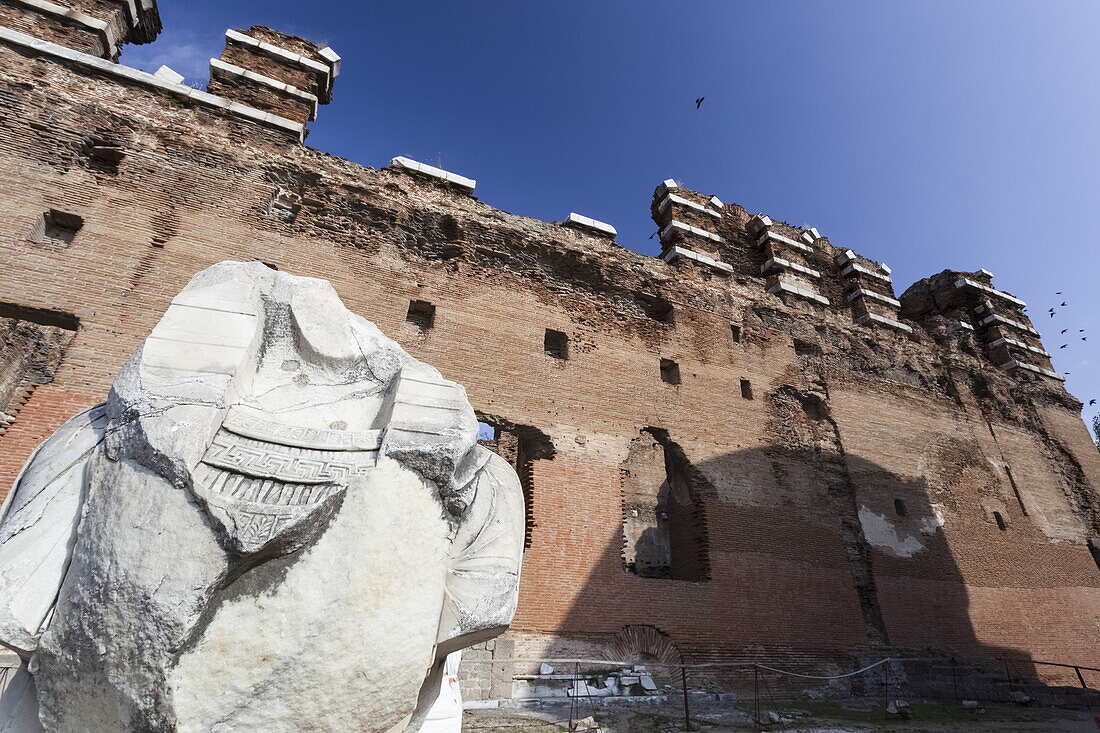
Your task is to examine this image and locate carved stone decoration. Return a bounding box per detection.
[0,262,525,732]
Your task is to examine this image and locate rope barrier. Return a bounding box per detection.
[464,656,916,673]
[752,657,892,680]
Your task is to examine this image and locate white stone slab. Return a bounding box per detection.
[998,360,1064,382]
[978,313,1039,336]
[846,287,901,308]
[318,46,341,76]
[766,280,830,306]
[761,256,821,279]
[154,65,184,84]
[660,220,725,244]
[662,245,733,274]
[210,57,319,120]
[856,312,913,333]
[954,278,1026,307]
[656,194,721,219]
[11,0,115,53]
[840,262,892,284]
[757,230,813,254]
[988,336,1050,358]
[390,156,476,192]
[225,28,331,77]
[566,212,617,237]
[747,214,773,233]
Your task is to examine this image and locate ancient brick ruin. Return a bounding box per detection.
[1,0,1099,702]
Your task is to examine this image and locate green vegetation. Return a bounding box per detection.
[627,712,671,733]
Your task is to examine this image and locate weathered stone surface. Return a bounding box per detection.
[0,262,524,731]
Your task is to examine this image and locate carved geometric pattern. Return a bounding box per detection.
[223,408,381,451]
[192,423,377,554]
[202,430,375,484]
[192,464,342,506]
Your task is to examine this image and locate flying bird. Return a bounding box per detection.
[1080,329,1086,332]
[1056,291,1062,295]
[1083,337,1088,341]
[1061,329,1068,334]
[1061,301,1067,306]
[1091,399,1096,406]
[695,97,705,109]
[1060,344,1067,349]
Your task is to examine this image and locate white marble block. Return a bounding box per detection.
[0,262,524,732]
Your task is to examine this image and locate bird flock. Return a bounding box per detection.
[1046,291,1094,407]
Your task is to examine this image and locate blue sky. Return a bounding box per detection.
[124,1,1100,438]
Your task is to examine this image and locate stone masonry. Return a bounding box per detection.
[0,0,1099,702]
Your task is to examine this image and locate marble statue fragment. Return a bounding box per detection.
[0,262,525,732]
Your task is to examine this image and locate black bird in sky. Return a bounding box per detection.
[695,97,705,109]
[1056,291,1062,295]
[1060,344,1067,349]
[1050,312,1055,318]
[1080,329,1086,332]
[1061,301,1067,306]
[1083,337,1088,341]
[1061,329,1068,334]
[1091,399,1096,406]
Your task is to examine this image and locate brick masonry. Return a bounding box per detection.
[0,2,1099,702]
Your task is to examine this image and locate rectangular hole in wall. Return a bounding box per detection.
[406,300,435,332]
[544,329,568,359]
[265,188,301,222]
[0,301,79,331]
[81,137,125,173]
[476,416,553,550]
[740,378,753,399]
[29,210,83,248]
[637,293,673,323]
[660,358,680,385]
[476,420,497,442]
[730,324,742,343]
[620,427,710,582]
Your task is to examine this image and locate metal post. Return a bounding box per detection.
[570,661,578,729]
[681,662,690,731]
[754,666,760,729]
[1075,666,1088,689]
[883,662,889,719]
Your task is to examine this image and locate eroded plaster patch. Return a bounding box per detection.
[858,505,923,557]
[919,503,947,535]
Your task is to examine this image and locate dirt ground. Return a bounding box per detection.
[461,698,1100,732]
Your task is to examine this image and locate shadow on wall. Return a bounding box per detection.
[545,436,1083,697]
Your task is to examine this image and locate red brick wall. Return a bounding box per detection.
[0,384,94,502]
[0,34,1098,690]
